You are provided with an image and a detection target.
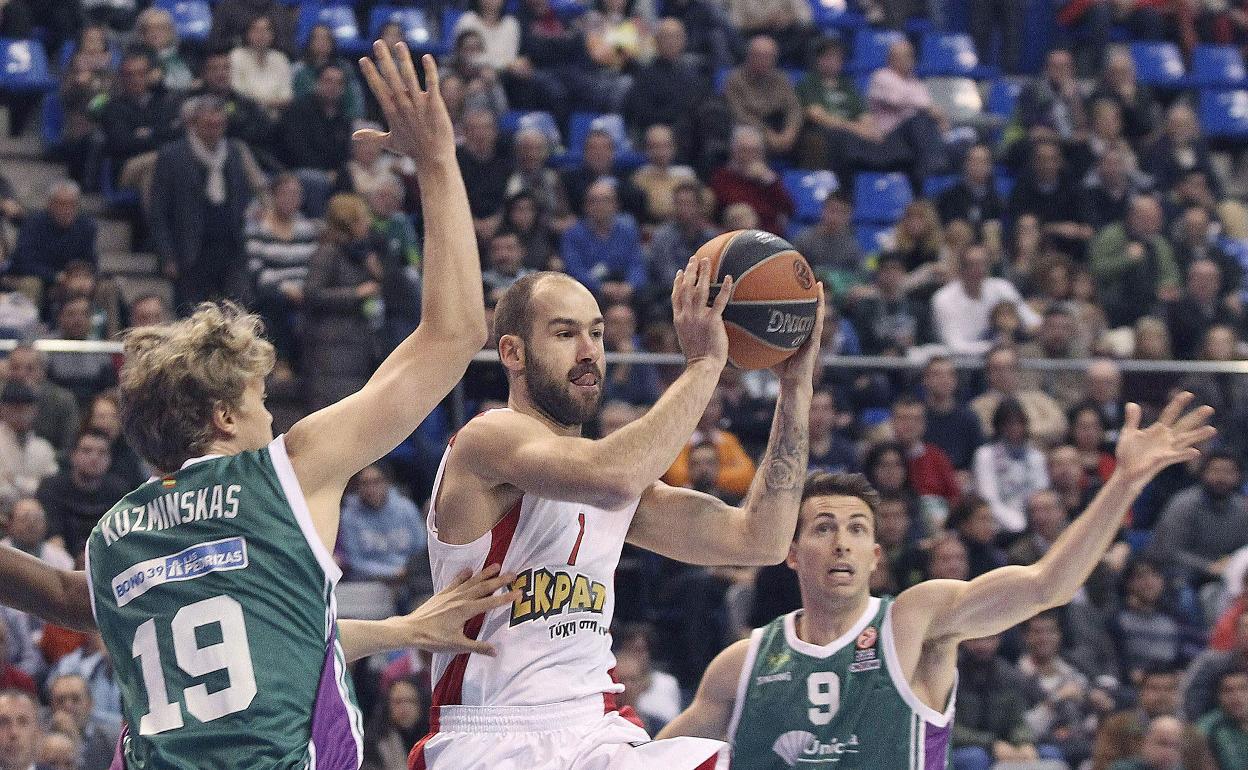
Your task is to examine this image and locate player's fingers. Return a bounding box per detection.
[711,274,734,315]
[459,563,503,589]
[808,283,827,342]
[1176,425,1217,447]
[671,268,686,313]
[359,57,399,124]
[692,257,711,308]
[422,53,441,96]
[463,571,515,599]
[465,639,498,656]
[1122,401,1141,434]
[373,41,411,110]
[1173,404,1214,433]
[1158,391,1193,426]
[394,42,422,98]
[468,589,521,616]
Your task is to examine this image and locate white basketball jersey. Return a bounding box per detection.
[425,410,641,711]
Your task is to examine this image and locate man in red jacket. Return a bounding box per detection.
[892,395,960,504]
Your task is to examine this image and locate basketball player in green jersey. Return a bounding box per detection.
[660,392,1215,769]
[0,43,513,770]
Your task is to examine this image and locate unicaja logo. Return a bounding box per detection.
[771,730,860,766]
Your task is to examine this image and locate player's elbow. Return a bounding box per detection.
[1030,563,1075,609]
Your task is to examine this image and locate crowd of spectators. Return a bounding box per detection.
[4,0,1248,768]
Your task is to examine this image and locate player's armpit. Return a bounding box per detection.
[0,546,95,632]
[627,482,785,566]
[893,565,1047,647]
[658,638,751,742]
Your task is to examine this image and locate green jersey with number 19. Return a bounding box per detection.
[85,436,364,769]
[723,597,955,769]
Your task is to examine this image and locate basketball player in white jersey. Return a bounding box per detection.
[410,264,826,770]
[658,392,1214,769]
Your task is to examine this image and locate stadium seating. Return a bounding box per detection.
[367,6,442,54]
[1189,44,1247,89]
[854,222,894,256]
[0,38,57,94]
[296,3,368,54]
[154,0,212,44]
[1199,89,1248,140]
[498,109,566,157]
[847,28,904,75]
[442,7,464,53]
[809,0,866,32]
[922,174,959,198]
[851,172,912,224]
[39,89,63,154]
[99,157,139,210]
[918,32,992,79]
[1129,41,1186,89]
[986,78,1021,120]
[783,169,840,225]
[567,112,645,170]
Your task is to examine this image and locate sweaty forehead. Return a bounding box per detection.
[531,279,602,327]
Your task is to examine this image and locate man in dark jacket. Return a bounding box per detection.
[623,20,710,149]
[936,144,1003,235]
[94,53,180,176]
[189,48,275,160]
[5,181,97,302]
[149,96,253,310]
[280,64,352,216]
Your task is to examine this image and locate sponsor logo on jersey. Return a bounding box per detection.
[112,537,249,607]
[509,568,607,626]
[755,671,793,685]
[767,650,792,671]
[771,730,860,766]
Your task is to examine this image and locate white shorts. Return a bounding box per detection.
[409,694,724,770]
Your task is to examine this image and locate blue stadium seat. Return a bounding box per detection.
[1199,89,1248,140]
[922,174,959,198]
[809,0,865,32]
[368,6,440,53]
[714,66,731,93]
[40,89,63,153]
[855,223,893,255]
[0,38,56,93]
[154,0,212,43]
[442,7,464,53]
[567,112,644,169]
[783,170,839,225]
[986,78,1021,119]
[848,29,904,74]
[995,170,1015,199]
[851,172,912,224]
[498,109,564,152]
[1130,41,1186,89]
[100,157,139,210]
[552,0,588,21]
[297,4,368,54]
[1190,44,1247,89]
[56,39,121,69]
[918,32,991,78]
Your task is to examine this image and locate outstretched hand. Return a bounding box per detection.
[1115,392,1216,485]
[398,564,519,656]
[356,42,455,166]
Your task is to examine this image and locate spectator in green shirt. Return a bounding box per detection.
[1198,671,1248,770]
[795,36,872,171]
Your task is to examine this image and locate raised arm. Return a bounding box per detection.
[658,637,750,741]
[286,45,487,510]
[453,257,733,510]
[627,291,822,566]
[0,546,94,632]
[895,393,1215,646]
[337,565,518,663]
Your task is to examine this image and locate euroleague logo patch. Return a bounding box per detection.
[856,626,878,649]
[793,259,814,290]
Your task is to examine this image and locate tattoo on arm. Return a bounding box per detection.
[759,396,808,493]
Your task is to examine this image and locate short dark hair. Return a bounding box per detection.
[1138,662,1182,683]
[1216,668,1248,695]
[795,472,880,540]
[992,397,1029,435]
[945,493,988,531]
[1023,608,1063,633]
[493,271,570,344]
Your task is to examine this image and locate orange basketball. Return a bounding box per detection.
[693,229,820,370]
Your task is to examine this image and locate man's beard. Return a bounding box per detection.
[525,359,602,428]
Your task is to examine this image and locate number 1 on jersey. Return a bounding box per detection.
[568,513,586,565]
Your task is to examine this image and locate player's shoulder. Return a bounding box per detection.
[454,408,554,447]
[702,637,755,701]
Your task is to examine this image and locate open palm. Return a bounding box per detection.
[1115,392,1216,484]
[355,42,454,166]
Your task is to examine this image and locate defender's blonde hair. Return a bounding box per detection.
[120,302,274,472]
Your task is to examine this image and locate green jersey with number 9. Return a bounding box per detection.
[85,436,364,769]
[724,597,955,770]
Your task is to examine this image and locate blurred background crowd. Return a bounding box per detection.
[4,0,1248,768]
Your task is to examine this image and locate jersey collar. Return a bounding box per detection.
[784,596,881,659]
